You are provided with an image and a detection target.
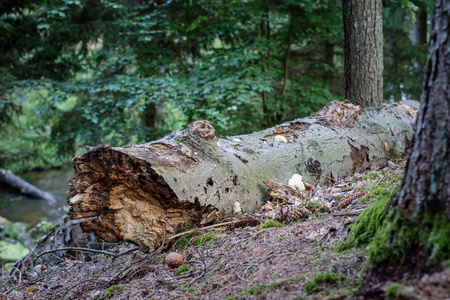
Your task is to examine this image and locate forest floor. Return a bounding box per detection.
[1,163,449,300]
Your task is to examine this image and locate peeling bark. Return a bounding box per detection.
[68,100,418,251]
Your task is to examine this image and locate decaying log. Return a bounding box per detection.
[0,168,56,203]
[67,100,418,251]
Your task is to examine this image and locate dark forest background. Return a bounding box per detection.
[0,0,434,171]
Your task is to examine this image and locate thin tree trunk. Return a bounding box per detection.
[412,9,428,46]
[260,1,270,126]
[281,10,294,96]
[342,0,383,107]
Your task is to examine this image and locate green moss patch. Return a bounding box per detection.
[304,272,347,294]
[176,231,221,249]
[368,210,450,267]
[174,263,190,276]
[225,277,303,299]
[260,219,284,229]
[338,186,397,251]
[385,283,405,299]
[104,285,122,298]
[192,231,220,247]
[175,231,202,249]
[0,240,29,260]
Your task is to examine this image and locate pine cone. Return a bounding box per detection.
[275,205,311,223]
[337,191,369,209]
[226,219,260,231]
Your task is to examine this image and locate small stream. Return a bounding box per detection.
[0,166,74,227]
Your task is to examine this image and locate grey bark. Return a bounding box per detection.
[67,100,418,252]
[343,0,384,107]
[395,0,450,218]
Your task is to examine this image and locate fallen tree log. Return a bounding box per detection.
[0,168,57,203]
[68,100,418,251]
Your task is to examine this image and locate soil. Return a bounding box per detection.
[1,163,449,300]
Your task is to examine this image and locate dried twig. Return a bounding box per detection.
[35,247,119,260]
[167,221,235,241]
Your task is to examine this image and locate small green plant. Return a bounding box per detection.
[178,222,193,231]
[388,149,402,159]
[333,194,345,201]
[104,285,122,298]
[260,219,284,229]
[302,201,320,207]
[192,231,219,247]
[174,263,190,276]
[175,231,202,249]
[175,137,186,143]
[385,283,405,299]
[312,210,324,220]
[304,272,347,294]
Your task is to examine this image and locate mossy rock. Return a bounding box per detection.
[0,240,29,260]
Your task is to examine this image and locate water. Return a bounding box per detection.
[0,166,74,227]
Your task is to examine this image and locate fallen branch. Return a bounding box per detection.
[0,168,56,203]
[167,221,235,241]
[35,246,139,260]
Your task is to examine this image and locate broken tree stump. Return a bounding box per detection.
[67,100,418,251]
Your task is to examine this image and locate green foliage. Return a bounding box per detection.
[260,220,284,230]
[104,285,122,299]
[0,0,433,171]
[383,1,432,101]
[304,272,347,294]
[385,283,405,299]
[0,0,345,170]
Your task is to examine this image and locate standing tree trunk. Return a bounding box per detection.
[412,9,428,46]
[362,0,450,293]
[342,0,383,107]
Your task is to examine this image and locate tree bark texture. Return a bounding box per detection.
[412,9,428,46]
[343,0,383,107]
[395,0,449,218]
[68,100,418,251]
[361,1,449,293]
